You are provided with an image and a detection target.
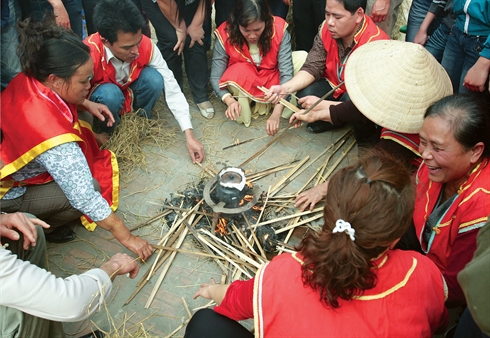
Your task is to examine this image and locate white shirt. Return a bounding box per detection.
[104,41,193,132]
[0,248,112,322]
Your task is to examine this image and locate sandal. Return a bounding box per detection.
[197,101,215,119]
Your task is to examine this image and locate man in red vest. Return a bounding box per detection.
[265,0,388,140]
[84,0,204,163]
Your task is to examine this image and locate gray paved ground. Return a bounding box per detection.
[48,87,358,336]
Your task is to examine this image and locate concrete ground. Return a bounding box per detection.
[47,82,358,336]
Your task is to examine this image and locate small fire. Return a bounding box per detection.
[252,205,262,211]
[215,218,228,235]
[238,194,254,207]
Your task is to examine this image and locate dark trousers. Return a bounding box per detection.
[139,0,209,104]
[214,0,289,27]
[184,309,253,338]
[19,0,83,38]
[292,0,326,51]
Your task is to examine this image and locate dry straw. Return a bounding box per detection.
[102,110,179,179]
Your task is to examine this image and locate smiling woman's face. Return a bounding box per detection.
[419,115,476,186]
[239,20,265,44]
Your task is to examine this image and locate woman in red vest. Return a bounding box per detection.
[0,15,153,260]
[401,93,490,307]
[185,151,448,337]
[211,0,301,136]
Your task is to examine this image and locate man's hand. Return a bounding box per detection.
[0,213,50,250]
[100,253,140,280]
[463,57,490,92]
[80,100,116,127]
[413,29,428,46]
[184,129,204,163]
[370,0,390,23]
[120,235,153,261]
[264,85,286,104]
[295,182,329,211]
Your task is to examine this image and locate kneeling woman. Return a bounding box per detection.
[185,152,448,337]
[0,16,153,260]
[211,0,304,136]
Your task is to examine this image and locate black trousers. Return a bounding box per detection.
[139,0,210,104]
[292,0,326,51]
[184,309,253,338]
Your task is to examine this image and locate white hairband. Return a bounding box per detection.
[332,219,356,241]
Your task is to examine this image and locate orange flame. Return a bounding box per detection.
[215,218,228,235]
[252,205,262,211]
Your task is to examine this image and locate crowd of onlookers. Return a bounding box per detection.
[1,0,489,337]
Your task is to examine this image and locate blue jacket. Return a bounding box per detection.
[453,0,490,59]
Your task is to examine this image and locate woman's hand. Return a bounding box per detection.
[49,0,71,28]
[266,105,282,136]
[224,98,242,121]
[174,28,187,55]
[295,182,329,211]
[121,234,153,261]
[193,277,217,300]
[187,23,204,48]
[81,100,116,127]
[370,0,390,23]
[100,253,140,280]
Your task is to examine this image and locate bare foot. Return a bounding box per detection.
[94,132,110,147]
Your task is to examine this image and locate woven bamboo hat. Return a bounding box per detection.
[344,40,452,134]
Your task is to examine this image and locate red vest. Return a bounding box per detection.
[380,127,422,167]
[215,17,287,101]
[413,159,490,273]
[254,252,447,337]
[0,73,119,231]
[320,15,389,98]
[84,33,154,115]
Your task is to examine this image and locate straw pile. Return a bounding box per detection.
[102,110,179,179]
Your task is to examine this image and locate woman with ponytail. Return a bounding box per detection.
[0,15,153,260]
[185,151,448,337]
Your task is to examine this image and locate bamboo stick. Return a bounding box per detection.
[275,213,324,234]
[239,127,289,167]
[200,229,262,269]
[269,156,310,196]
[198,234,253,278]
[145,226,189,308]
[150,244,225,259]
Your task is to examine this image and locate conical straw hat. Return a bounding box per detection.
[344,40,452,134]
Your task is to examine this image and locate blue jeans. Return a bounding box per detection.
[441,25,487,93]
[425,22,451,62]
[405,0,442,42]
[454,308,489,338]
[1,0,21,90]
[89,67,163,133]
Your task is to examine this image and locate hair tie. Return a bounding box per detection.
[332,219,356,241]
[366,178,372,185]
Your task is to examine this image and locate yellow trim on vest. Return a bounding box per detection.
[353,257,418,301]
[459,216,488,230]
[1,134,83,180]
[380,136,420,156]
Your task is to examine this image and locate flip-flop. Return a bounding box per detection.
[197,101,215,119]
